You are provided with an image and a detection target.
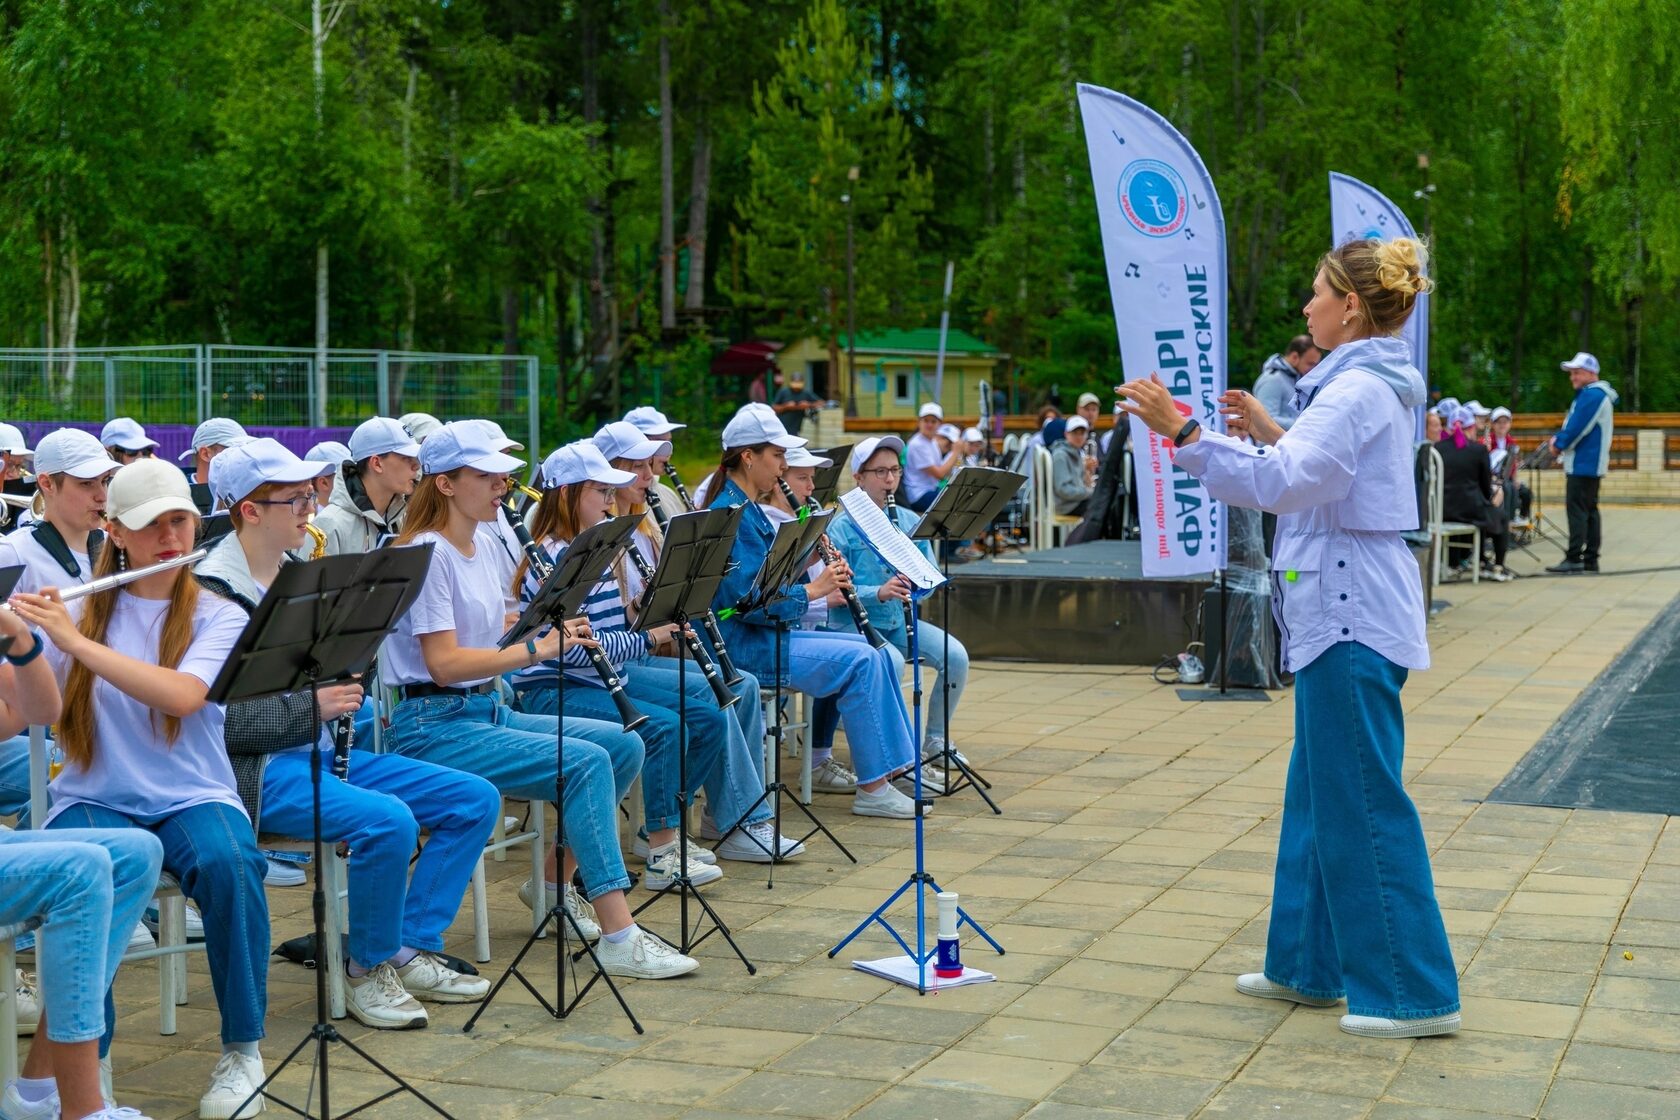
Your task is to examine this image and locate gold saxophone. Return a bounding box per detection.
[305,522,328,559]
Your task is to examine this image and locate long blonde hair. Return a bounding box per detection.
[58,536,202,771]
[394,470,460,545]
[517,484,629,605]
[608,457,665,559]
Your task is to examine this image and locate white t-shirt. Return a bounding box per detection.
[478,520,523,603]
[904,433,942,502]
[45,590,248,823]
[621,527,659,606]
[0,525,92,595]
[383,530,508,687]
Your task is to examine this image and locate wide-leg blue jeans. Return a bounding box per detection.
[1263,641,1460,1020]
[0,733,31,825]
[778,630,915,784]
[628,656,770,830]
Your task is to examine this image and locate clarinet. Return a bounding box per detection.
[777,479,888,650]
[503,500,649,733]
[620,535,740,710]
[644,487,745,686]
[332,706,354,780]
[884,490,915,635]
[661,462,697,513]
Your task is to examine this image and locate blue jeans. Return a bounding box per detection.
[387,694,640,900]
[0,828,162,1044]
[630,656,769,830]
[0,733,31,825]
[258,750,501,969]
[783,630,915,784]
[1264,641,1460,1020]
[810,638,906,757]
[906,620,968,741]
[49,801,269,1050]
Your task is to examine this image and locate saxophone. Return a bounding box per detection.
[305,522,328,559]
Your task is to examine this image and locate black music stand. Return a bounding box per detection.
[629,504,755,971]
[717,509,858,887]
[206,546,450,1120]
[910,467,1024,813]
[463,513,646,1035]
[810,445,854,507]
[0,565,21,658]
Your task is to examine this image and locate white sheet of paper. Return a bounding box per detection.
[852,955,996,990]
[838,488,947,595]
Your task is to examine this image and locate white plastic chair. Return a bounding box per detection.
[1030,446,1081,550]
[1427,446,1480,585]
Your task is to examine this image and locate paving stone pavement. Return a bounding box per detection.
[95,508,1680,1119]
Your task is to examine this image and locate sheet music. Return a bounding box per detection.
[838,488,946,596]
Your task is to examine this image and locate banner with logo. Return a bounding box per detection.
[1329,172,1429,434]
[1077,83,1226,576]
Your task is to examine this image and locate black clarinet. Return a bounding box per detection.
[884,490,915,635]
[332,709,354,781]
[661,462,697,513]
[619,535,741,710]
[503,500,649,733]
[777,479,888,650]
[643,487,746,686]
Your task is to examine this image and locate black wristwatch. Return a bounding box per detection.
[5,631,44,667]
[1173,418,1201,448]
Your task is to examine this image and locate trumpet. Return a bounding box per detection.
[59,549,208,602]
[502,498,649,733]
[618,537,740,710]
[643,487,745,686]
[777,478,887,649]
[0,493,31,509]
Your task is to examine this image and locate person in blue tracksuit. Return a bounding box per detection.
[1544,352,1617,573]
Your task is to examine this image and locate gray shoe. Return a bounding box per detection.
[1235,973,1341,1007]
[1340,1011,1461,1038]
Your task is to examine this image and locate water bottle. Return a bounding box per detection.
[935,892,963,978]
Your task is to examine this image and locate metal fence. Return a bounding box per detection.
[0,345,540,452]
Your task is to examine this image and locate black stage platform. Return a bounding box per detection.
[935,540,1210,665]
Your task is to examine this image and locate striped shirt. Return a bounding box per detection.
[507,538,647,690]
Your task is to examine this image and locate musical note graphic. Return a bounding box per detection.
[1123,262,1142,279]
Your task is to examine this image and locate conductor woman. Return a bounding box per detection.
[1118,237,1459,1039]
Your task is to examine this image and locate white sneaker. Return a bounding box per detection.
[1341,1011,1461,1038]
[143,903,204,943]
[396,951,490,1003]
[517,879,602,940]
[809,757,858,794]
[853,783,922,819]
[126,921,154,953]
[922,736,970,767]
[100,1055,113,1107]
[1,1079,58,1120]
[344,963,428,1030]
[14,969,39,1035]
[594,929,699,979]
[198,1052,266,1119]
[631,833,716,866]
[714,819,806,863]
[643,843,723,890]
[260,857,306,887]
[892,765,950,798]
[1235,973,1341,1007]
[85,1108,156,1120]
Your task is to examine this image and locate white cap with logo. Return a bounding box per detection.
[849,435,905,475]
[106,459,200,530]
[178,418,249,462]
[350,416,422,461]
[209,438,334,508]
[721,404,806,451]
[624,406,686,436]
[100,417,158,450]
[398,413,443,442]
[1561,352,1600,375]
[35,430,116,479]
[593,421,670,463]
[542,442,637,489]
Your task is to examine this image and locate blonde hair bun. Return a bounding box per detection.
[1374,237,1434,296]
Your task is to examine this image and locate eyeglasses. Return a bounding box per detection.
[114,448,154,459]
[583,484,619,498]
[250,492,319,515]
[858,466,903,478]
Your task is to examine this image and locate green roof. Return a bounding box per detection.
[843,328,1003,357]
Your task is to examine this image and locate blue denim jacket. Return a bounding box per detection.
[707,478,808,684]
[823,503,932,643]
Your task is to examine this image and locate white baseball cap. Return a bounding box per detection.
[0,424,33,457]
[106,458,200,530]
[305,440,352,466]
[721,403,806,451]
[624,406,686,436]
[459,419,523,452]
[100,417,158,451]
[1432,397,1460,417]
[937,423,961,442]
[419,421,526,477]
[1465,400,1491,417]
[917,402,944,419]
[1076,392,1102,409]
[209,438,334,508]
[541,441,636,489]
[35,430,116,479]
[349,416,421,461]
[1490,406,1513,422]
[849,435,905,474]
[177,418,248,462]
[784,446,832,469]
[1561,352,1600,375]
[593,421,670,463]
[398,412,443,442]
[961,426,984,442]
[1066,415,1092,433]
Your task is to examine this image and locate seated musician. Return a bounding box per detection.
[313,417,421,555]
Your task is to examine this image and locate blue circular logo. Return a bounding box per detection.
[1118,160,1188,237]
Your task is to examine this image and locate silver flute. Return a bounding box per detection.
[59,549,208,601]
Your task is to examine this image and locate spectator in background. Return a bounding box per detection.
[1485,407,1531,521]
[748,369,768,405]
[904,403,960,512]
[1546,352,1617,574]
[99,418,160,465]
[1437,404,1510,580]
[1076,392,1102,431]
[177,418,248,487]
[1465,400,1492,441]
[1023,406,1061,455]
[1051,416,1095,518]
[935,423,960,459]
[771,372,823,437]
[1252,335,1323,431]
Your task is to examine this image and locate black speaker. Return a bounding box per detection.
[1201,584,1281,690]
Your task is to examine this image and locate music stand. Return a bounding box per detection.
[463,513,646,1035]
[206,546,452,1120]
[627,505,755,971]
[0,565,21,658]
[910,467,1024,812]
[718,509,858,887]
[810,445,854,507]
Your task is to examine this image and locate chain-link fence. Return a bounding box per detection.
[0,345,539,452]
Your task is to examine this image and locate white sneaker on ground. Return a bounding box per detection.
[631,833,716,866]
[260,857,306,887]
[198,1052,266,1119]
[344,963,428,1030]
[0,1078,57,1120]
[396,951,490,1003]
[143,904,204,943]
[643,843,723,890]
[853,783,922,819]
[1340,1011,1461,1038]
[85,1108,155,1120]
[126,921,154,953]
[714,819,806,863]
[892,765,950,798]
[1235,973,1341,1007]
[809,757,858,794]
[517,879,602,940]
[594,930,698,979]
[921,736,970,767]
[14,969,39,1035]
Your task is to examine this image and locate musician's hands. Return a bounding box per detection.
[556,618,598,655]
[1116,374,1199,444]
[877,574,913,604]
[645,622,688,647]
[807,562,852,600]
[1217,389,1284,446]
[316,682,364,721]
[10,589,77,651]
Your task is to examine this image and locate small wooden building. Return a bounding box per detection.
[775,328,1009,421]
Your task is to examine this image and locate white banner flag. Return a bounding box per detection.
[1329,172,1429,433]
[1077,83,1226,576]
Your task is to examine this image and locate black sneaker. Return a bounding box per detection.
[1546,560,1586,574]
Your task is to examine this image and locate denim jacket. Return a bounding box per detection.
[707,478,808,685]
[823,502,931,643]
